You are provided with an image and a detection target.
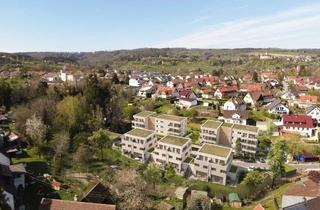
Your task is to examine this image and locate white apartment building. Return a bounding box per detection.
[155,114,187,136]
[152,135,191,173]
[193,144,233,185]
[132,111,156,130]
[200,120,259,156]
[200,120,223,144]
[121,128,157,162]
[231,124,259,155]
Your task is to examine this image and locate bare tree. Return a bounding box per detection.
[112,169,147,210]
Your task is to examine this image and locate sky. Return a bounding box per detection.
[1,0,320,52]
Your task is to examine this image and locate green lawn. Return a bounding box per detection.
[12,148,50,175]
[156,102,171,114]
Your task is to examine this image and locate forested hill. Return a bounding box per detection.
[1,48,320,73]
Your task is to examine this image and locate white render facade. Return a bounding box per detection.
[152,135,191,173]
[155,114,187,136]
[200,120,259,156]
[132,111,156,130]
[121,128,157,162]
[231,124,259,155]
[193,144,233,185]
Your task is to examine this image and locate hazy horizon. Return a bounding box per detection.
[1,0,320,52]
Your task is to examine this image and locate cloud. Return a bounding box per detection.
[156,4,320,48]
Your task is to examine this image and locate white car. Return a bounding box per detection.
[248,166,256,171]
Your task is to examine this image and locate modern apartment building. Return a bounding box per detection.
[155,114,187,136]
[193,144,233,185]
[121,128,157,162]
[200,120,223,144]
[200,120,259,156]
[231,124,259,155]
[152,135,191,172]
[132,111,156,130]
[132,112,187,136]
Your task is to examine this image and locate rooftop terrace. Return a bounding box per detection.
[202,120,223,129]
[159,135,190,146]
[134,111,156,118]
[233,124,258,132]
[199,144,231,158]
[125,128,154,138]
[156,114,186,122]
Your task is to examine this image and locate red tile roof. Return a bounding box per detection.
[253,203,265,210]
[283,115,315,128]
[284,177,320,197]
[219,85,238,93]
[38,198,116,210]
[300,95,318,103]
[241,84,263,92]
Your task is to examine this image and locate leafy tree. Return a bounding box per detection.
[163,163,176,181]
[84,74,110,108]
[112,73,120,84]
[268,139,288,187]
[286,135,304,157]
[51,131,69,175]
[0,79,12,108]
[25,114,48,147]
[54,96,84,132]
[88,129,111,160]
[242,171,265,197]
[0,188,11,210]
[235,138,242,157]
[73,144,92,169]
[143,163,162,189]
[252,71,259,82]
[112,169,147,210]
[86,105,104,131]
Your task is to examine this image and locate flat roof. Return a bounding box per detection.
[202,120,223,129]
[134,111,156,117]
[233,124,258,132]
[199,144,231,158]
[156,114,186,122]
[125,128,154,138]
[159,135,190,146]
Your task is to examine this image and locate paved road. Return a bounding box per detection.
[233,159,320,171]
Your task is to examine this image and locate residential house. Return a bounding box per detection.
[38,198,116,210]
[152,135,192,173]
[265,99,289,115]
[240,84,263,92]
[296,95,317,108]
[223,97,246,111]
[200,88,215,99]
[214,86,238,99]
[0,152,26,210]
[222,110,248,125]
[283,197,320,210]
[121,128,157,162]
[129,77,143,87]
[244,91,275,108]
[152,86,179,99]
[281,176,320,209]
[176,90,198,108]
[290,85,309,97]
[305,105,320,124]
[281,115,316,137]
[193,144,232,185]
[137,84,156,98]
[155,114,188,136]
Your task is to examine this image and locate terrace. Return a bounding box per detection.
[159,135,190,147]
[199,144,231,158]
[125,128,154,138]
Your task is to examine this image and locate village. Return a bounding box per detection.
[0,56,319,210]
